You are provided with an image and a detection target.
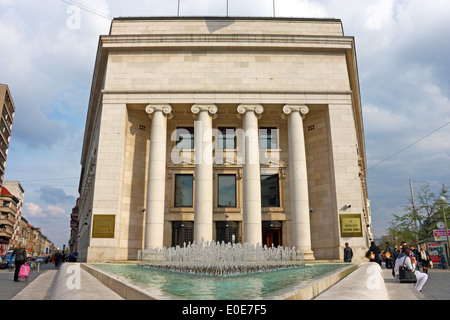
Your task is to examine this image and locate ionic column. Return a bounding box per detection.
[191,104,218,242]
[237,104,264,245]
[144,104,173,249]
[283,105,315,260]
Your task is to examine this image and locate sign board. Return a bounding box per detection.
[433,229,450,242]
[427,242,442,264]
[339,214,363,237]
[92,215,115,238]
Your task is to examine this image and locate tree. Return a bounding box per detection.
[385,182,448,246]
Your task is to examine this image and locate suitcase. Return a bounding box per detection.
[18,263,30,280]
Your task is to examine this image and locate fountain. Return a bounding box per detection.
[137,240,304,276]
[84,240,356,300]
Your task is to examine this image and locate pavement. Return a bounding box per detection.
[1,261,450,300]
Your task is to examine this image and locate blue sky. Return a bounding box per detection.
[0,0,449,249]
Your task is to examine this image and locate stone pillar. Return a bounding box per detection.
[191,104,218,242]
[283,105,315,260]
[237,104,264,245]
[144,104,173,249]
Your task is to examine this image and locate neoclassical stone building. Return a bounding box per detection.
[76,17,373,262]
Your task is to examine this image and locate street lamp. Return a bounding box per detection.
[438,196,449,269]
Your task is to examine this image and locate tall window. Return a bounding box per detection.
[218,174,236,207]
[261,174,280,207]
[259,127,278,149]
[176,127,194,149]
[218,127,236,149]
[174,174,193,207]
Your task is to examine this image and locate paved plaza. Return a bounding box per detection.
[1,262,449,301]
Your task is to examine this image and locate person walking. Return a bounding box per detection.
[418,247,431,274]
[12,245,27,282]
[383,242,395,269]
[344,243,353,262]
[368,241,381,266]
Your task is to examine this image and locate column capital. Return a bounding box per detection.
[191,104,218,117]
[282,104,309,115]
[237,104,264,115]
[145,104,173,119]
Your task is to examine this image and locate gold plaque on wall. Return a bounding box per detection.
[339,214,363,237]
[92,215,115,238]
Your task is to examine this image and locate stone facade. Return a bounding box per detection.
[77,17,372,263]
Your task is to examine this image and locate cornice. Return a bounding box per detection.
[100,34,354,51]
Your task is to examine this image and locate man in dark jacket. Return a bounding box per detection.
[344,243,353,262]
[12,245,27,282]
[383,242,395,269]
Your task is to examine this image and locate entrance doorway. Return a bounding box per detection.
[172,221,194,247]
[216,221,239,244]
[262,221,282,247]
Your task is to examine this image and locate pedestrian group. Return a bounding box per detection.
[356,241,430,292]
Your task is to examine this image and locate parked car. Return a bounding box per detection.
[3,250,15,271]
[3,250,15,266]
[0,256,8,269]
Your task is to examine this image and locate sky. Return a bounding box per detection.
[0,0,449,249]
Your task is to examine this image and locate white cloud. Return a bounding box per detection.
[47,205,68,217]
[25,202,46,218]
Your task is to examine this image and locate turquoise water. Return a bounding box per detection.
[92,263,351,300]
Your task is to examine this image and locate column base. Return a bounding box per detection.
[299,249,315,261]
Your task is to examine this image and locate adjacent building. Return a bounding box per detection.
[0,84,15,187]
[0,181,54,256]
[0,185,19,255]
[76,17,372,263]
[68,200,79,254]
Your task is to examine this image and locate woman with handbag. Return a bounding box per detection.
[368,241,381,266]
[12,245,27,282]
[418,247,431,274]
[394,246,428,292]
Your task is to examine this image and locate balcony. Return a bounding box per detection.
[0,224,13,238]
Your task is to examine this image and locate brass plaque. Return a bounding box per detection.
[339,214,363,237]
[92,215,115,238]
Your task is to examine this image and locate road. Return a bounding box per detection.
[420,268,450,300]
[0,261,59,300]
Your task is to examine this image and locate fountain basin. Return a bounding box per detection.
[82,262,359,300]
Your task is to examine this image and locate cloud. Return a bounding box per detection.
[38,186,76,205]
[47,205,68,217]
[25,202,46,218]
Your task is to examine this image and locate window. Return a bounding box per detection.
[174,174,193,207]
[176,127,194,149]
[218,174,236,207]
[218,127,236,149]
[261,174,280,207]
[259,127,278,149]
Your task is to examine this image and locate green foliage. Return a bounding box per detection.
[384,182,449,247]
